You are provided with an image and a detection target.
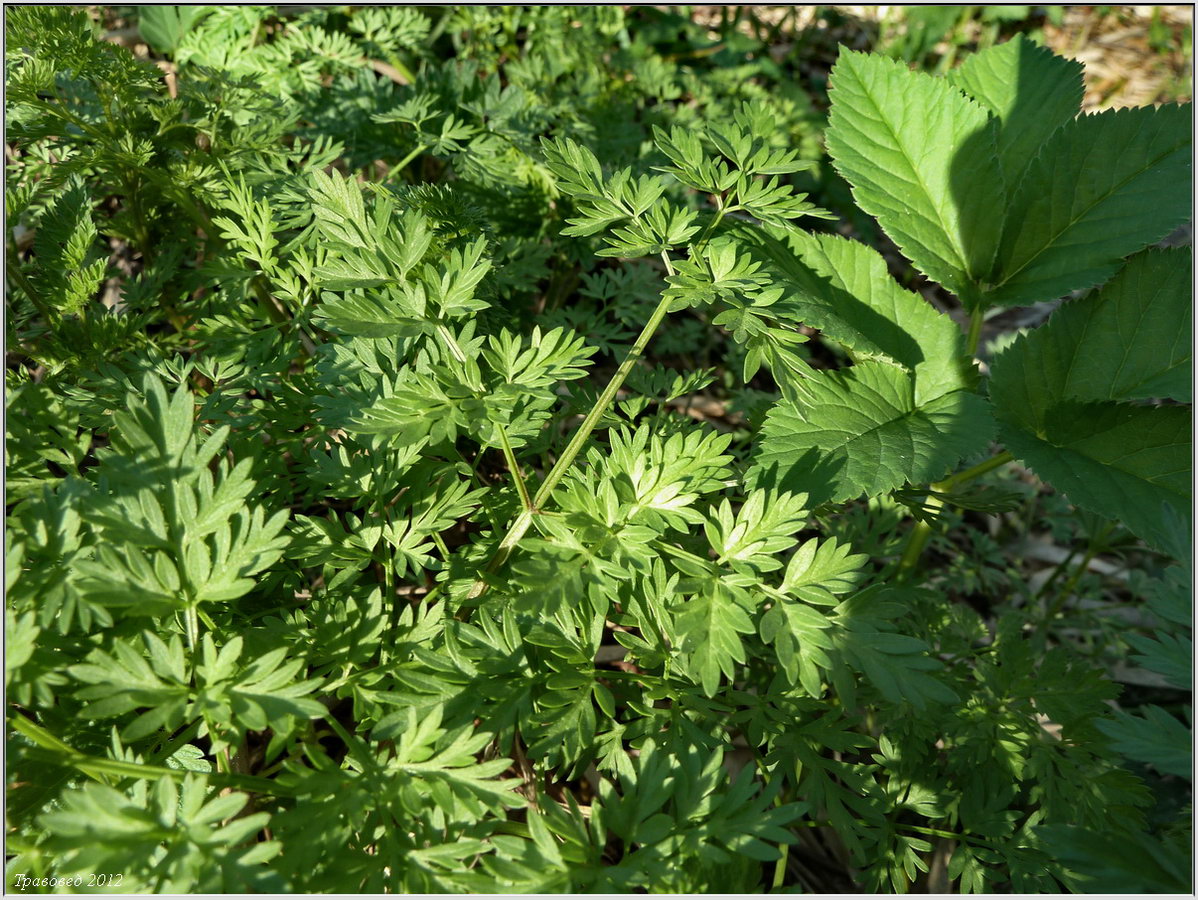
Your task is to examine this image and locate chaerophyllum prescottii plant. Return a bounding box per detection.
[5,7,1192,893]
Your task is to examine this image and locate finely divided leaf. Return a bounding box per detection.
[673,582,755,697]
[314,290,423,338]
[759,599,834,696]
[832,588,957,710]
[781,536,869,605]
[1097,706,1192,780]
[826,49,1004,300]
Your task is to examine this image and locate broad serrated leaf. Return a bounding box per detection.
[826,48,1004,301]
[138,6,215,54]
[730,224,979,403]
[751,361,994,504]
[987,103,1192,307]
[1002,249,1190,404]
[990,254,1193,550]
[996,399,1190,552]
[946,34,1083,190]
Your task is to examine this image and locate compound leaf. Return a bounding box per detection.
[673,582,755,697]
[826,48,1004,301]
[990,252,1193,550]
[732,225,979,403]
[947,34,1084,190]
[751,361,993,504]
[987,103,1192,307]
[1097,706,1192,780]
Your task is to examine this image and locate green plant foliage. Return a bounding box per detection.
[5,6,1192,894]
[825,50,1005,301]
[989,250,1192,551]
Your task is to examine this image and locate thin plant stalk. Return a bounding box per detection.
[896,451,1015,580]
[465,252,679,601]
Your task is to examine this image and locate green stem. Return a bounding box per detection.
[251,276,310,359]
[26,98,108,142]
[739,738,796,891]
[382,547,398,659]
[1032,547,1078,603]
[123,174,154,266]
[497,426,533,513]
[1045,522,1115,622]
[465,253,679,602]
[436,321,530,515]
[5,242,54,324]
[10,714,290,796]
[594,668,664,687]
[902,822,1005,852]
[184,605,199,652]
[531,250,676,509]
[436,322,481,388]
[148,718,204,767]
[432,530,452,562]
[966,305,985,356]
[772,842,790,891]
[383,51,417,85]
[395,143,429,175]
[896,450,1015,580]
[897,498,945,581]
[693,202,728,255]
[322,714,372,770]
[940,450,1014,490]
